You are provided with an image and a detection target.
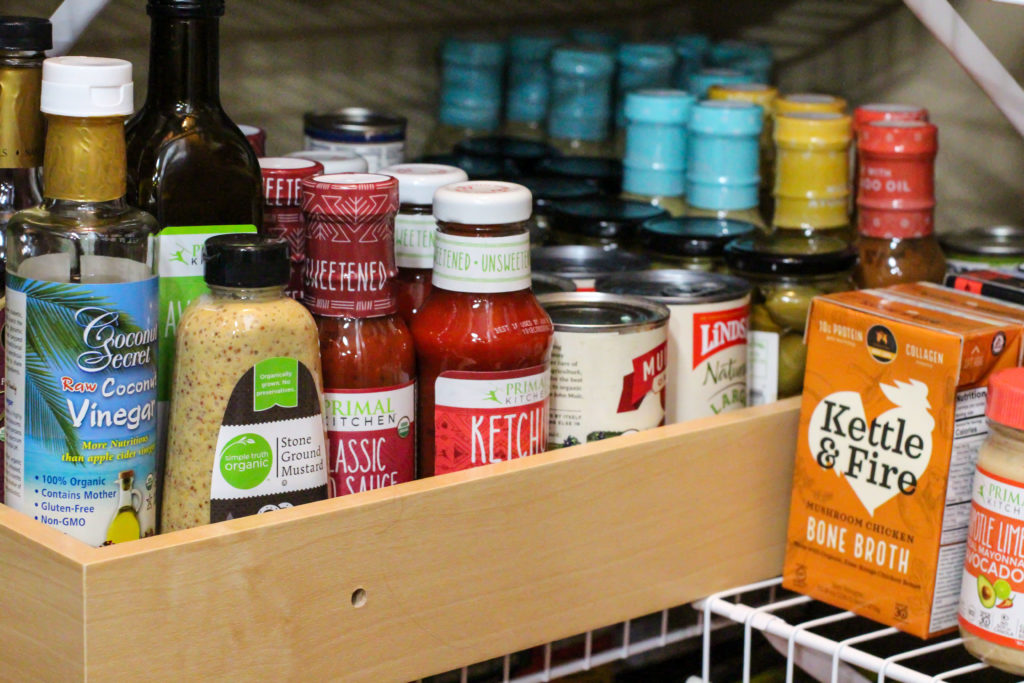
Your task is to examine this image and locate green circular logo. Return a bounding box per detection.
[219,433,273,489]
[397,416,411,439]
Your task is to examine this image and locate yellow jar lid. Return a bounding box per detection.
[708,83,778,114]
[774,112,851,146]
[775,92,847,115]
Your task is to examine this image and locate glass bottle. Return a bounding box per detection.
[412,181,554,477]
[0,16,50,258]
[671,34,710,91]
[301,173,417,495]
[0,16,50,504]
[5,57,159,546]
[547,45,616,158]
[379,162,468,325]
[614,43,677,151]
[708,82,779,216]
[426,36,506,155]
[685,101,766,229]
[105,470,143,545]
[620,89,694,217]
[772,112,853,243]
[258,156,324,301]
[504,33,561,142]
[854,121,945,287]
[125,0,261,228]
[687,68,752,99]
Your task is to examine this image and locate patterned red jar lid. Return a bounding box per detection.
[853,103,928,134]
[260,157,324,206]
[858,120,937,156]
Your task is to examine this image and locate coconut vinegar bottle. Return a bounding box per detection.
[5,57,159,546]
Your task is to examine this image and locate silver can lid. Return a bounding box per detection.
[304,108,407,141]
[538,291,669,332]
[595,269,750,304]
[531,245,650,278]
[939,226,1024,257]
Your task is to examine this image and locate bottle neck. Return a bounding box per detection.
[0,50,45,170]
[209,283,285,302]
[145,14,221,109]
[44,116,127,202]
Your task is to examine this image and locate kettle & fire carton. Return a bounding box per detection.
[782,288,1024,638]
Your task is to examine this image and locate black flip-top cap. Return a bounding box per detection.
[724,234,858,277]
[203,234,290,288]
[0,16,53,51]
[638,216,757,257]
[148,0,225,17]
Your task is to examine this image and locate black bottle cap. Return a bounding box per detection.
[203,235,290,288]
[0,16,53,51]
[147,0,225,18]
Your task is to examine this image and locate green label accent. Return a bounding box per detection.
[218,433,273,489]
[253,357,299,411]
[160,224,258,236]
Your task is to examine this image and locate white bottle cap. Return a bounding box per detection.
[433,181,533,224]
[41,56,133,117]
[284,149,368,174]
[379,164,469,205]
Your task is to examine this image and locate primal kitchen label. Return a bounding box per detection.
[324,381,415,496]
[434,366,549,474]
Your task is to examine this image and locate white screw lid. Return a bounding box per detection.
[284,149,368,174]
[41,56,133,117]
[433,181,533,224]
[380,164,469,205]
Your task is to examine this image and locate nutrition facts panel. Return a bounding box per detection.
[942,388,988,545]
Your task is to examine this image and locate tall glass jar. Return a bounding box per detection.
[547,45,616,158]
[504,33,561,142]
[620,89,694,217]
[725,234,856,405]
[638,216,756,272]
[426,36,506,155]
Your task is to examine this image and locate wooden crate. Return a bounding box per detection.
[0,397,800,681]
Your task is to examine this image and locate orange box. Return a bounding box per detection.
[782,288,1024,638]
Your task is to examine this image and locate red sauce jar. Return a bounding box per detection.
[259,157,324,300]
[380,163,468,325]
[412,181,555,477]
[301,172,417,494]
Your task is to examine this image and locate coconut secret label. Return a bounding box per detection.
[810,381,934,516]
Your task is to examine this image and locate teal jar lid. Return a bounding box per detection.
[568,27,623,50]
[508,32,562,60]
[688,100,762,135]
[623,89,695,197]
[687,67,753,97]
[686,101,762,210]
[624,88,695,124]
[442,36,506,66]
[551,44,616,77]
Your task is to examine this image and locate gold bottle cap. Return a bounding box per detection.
[774,112,852,148]
[708,83,778,114]
[775,92,847,115]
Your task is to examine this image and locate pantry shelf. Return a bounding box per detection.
[0,398,800,682]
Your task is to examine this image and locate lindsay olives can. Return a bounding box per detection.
[532,245,650,291]
[538,292,669,449]
[303,108,406,172]
[597,270,750,422]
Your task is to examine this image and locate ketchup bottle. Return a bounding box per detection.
[301,173,417,495]
[412,182,554,477]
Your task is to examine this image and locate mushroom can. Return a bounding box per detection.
[597,270,750,422]
[538,292,669,449]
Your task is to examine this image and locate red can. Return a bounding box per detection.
[258,157,324,300]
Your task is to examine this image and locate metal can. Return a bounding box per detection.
[597,270,750,422]
[531,245,650,291]
[940,225,1024,275]
[531,272,576,295]
[303,108,406,172]
[539,292,669,449]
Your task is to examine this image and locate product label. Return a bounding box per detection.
[747,330,779,406]
[434,366,549,474]
[432,232,532,294]
[303,137,404,173]
[959,467,1024,649]
[664,300,749,423]
[156,225,258,402]
[324,381,415,496]
[302,185,399,317]
[395,214,437,270]
[264,207,305,300]
[0,297,6,501]
[210,357,328,522]
[548,327,666,449]
[5,275,159,546]
[945,255,1024,277]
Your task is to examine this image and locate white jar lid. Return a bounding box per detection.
[433,181,532,224]
[41,56,133,117]
[380,164,469,205]
[284,149,368,174]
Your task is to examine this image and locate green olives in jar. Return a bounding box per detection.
[637,215,757,272]
[725,233,857,404]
